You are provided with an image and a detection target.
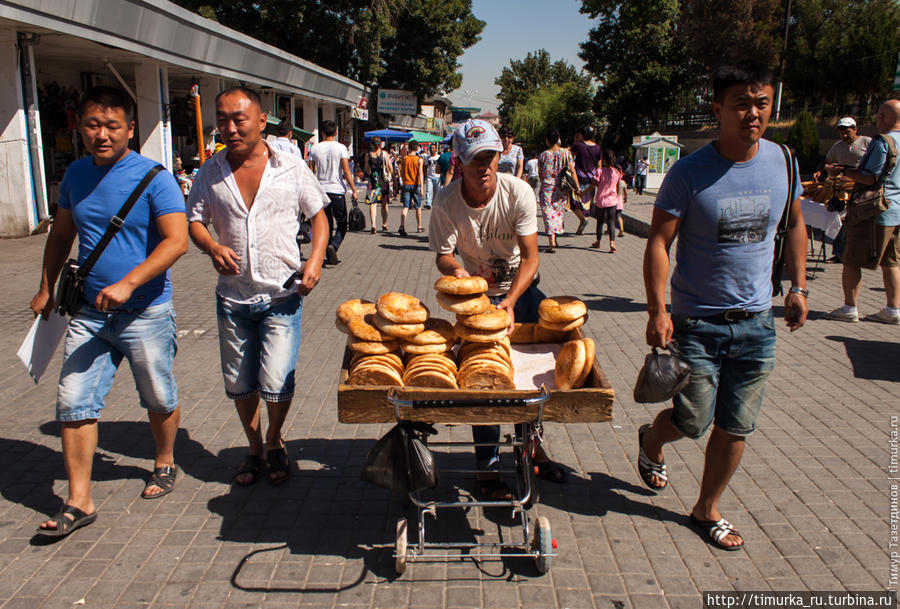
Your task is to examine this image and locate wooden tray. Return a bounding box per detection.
[337,327,614,424]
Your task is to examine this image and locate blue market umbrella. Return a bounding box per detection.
[363,129,413,143]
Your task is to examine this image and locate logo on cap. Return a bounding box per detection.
[465,125,486,139]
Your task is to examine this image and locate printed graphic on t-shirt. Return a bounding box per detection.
[717,194,770,244]
[487,258,517,288]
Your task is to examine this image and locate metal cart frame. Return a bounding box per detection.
[386,386,557,575]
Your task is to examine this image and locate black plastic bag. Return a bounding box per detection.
[360,422,438,493]
[633,344,691,403]
[348,199,366,231]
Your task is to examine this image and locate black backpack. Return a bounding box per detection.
[348,198,366,231]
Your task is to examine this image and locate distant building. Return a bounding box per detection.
[0,0,365,237]
[475,112,500,128]
[449,106,481,123]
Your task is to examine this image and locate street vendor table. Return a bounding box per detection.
[801,198,843,240]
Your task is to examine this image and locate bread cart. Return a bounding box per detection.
[338,327,615,575]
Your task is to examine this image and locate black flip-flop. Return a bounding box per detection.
[533,460,568,483]
[141,465,178,499]
[233,455,263,486]
[37,504,97,537]
[689,514,744,551]
[267,447,290,485]
[637,424,667,492]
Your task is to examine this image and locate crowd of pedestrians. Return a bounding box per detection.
[25,56,900,559]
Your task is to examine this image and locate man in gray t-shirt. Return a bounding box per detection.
[639,61,808,552]
[814,116,871,180]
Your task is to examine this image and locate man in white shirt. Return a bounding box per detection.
[187,87,329,486]
[309,120,358,265]
[635,156,649,195]
[269,120,304,158]
[430,119,569,500]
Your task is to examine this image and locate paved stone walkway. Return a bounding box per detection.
[0,193,896,609]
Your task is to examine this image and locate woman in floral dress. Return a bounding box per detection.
[538,127,579,253]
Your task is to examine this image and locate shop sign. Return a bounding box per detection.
[352,107,369,121]
[378,89,417,115]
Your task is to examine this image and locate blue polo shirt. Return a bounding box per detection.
[58,151,186,309]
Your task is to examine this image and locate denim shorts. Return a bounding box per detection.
[216,294,302,402]
[57,301,178,421]
[670,309,776,438]
[400,184,421,209]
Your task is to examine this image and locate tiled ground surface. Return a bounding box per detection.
[0,192,896,608]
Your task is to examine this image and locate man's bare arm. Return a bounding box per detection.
[643,207,679,348]
[783,197,809,331]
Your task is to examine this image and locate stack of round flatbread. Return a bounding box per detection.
[554,338,595,390]
[538,296,587,333]
[403,351,459,388]
[402,318,455,355]
[457,338,515,389]
[336,298,404,386]
[347,351,405,387]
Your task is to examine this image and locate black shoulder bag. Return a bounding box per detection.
[56,165,164,316]
[771,145,797,297]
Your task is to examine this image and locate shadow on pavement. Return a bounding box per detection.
[582,294,648,314]
[377,243,430,252]
[825,335,900,382]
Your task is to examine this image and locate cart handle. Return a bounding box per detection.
[387,385,550,410]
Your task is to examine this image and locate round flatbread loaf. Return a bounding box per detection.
[456,307,511,331]
[350,352,405,376]
[459,339,511,360]
[348,362,403,386]
[376,292,429,324]
[406,354,458,375]
[555,339,586,391]
[402,341,452,355]
[576,338,595,388]
[436,292,493,315]
[458,365,516,390]
[336,299,376,324]
[347,313,392,342]
[454,323,509,343]
[460,352,512,373]
[405,318,455,345]
[434,275,489,295]
[538,315,586,333]
[459,343,512,366]
[404,368,458,388]
[539,296,588,323]
[348,336,399,354]
[371,313,425,338]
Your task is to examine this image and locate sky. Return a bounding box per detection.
[450,0,597,114]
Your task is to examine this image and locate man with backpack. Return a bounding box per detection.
[824,100,900,325]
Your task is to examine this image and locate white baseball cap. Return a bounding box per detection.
[452,119,502,164]
[837,117,857,129]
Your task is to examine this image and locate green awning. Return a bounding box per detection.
[265,115,315,142]
[408,130,444,143]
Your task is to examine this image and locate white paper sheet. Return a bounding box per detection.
[17,312,68,384]
[510,343,563,390]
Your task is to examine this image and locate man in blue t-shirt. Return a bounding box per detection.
[637,61,808,551]
[824,99,900,325]
[30,87,188,538]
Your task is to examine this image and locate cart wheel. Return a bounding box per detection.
[532,516,552,574]
[395,517,408,574]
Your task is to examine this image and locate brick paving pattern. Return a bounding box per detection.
[0,192,896,608]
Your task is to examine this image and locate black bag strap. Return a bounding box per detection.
[77,165,164,279]
[772,144,797,296]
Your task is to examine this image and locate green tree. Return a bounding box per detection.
[172,0,484,99]
[579,0,688,151]
[787,110,820,170]
[508,83,595,151]
[494,50,593,127]
[786,0,900,114]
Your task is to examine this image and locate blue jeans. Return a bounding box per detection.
[57,301,179,421]
[472,283,546,469]
[425,176,440,207]
[216,294,303,402]
[670,309,776,438]
[400,184,420,209]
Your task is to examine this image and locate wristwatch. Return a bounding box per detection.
[788,286,809,298]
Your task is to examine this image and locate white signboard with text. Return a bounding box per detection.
[378,89,417,115]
